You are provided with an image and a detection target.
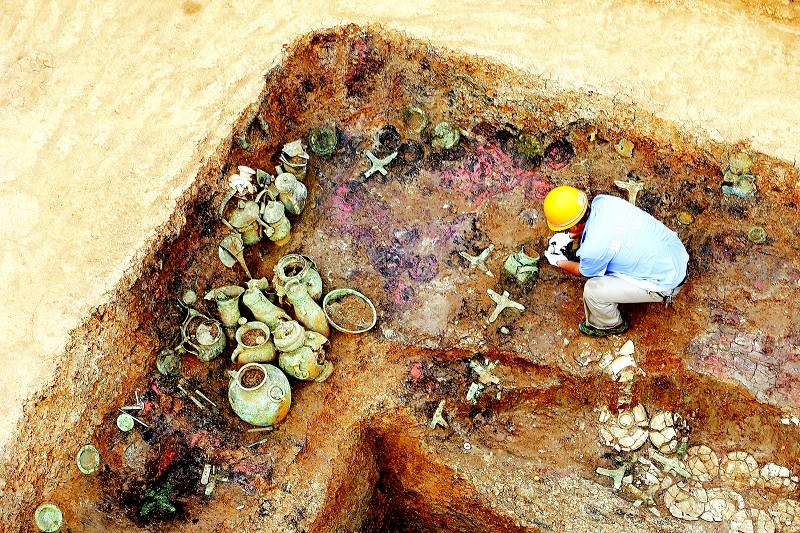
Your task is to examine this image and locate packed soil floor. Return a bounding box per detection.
[10,26,800,533]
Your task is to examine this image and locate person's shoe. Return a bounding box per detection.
[578,319,630,337]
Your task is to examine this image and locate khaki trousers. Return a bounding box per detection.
[583,275,683,329]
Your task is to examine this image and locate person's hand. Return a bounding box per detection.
[544,233,571,266]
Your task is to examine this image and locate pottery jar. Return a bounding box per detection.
[218,192,264,246]
[273,320,306,353]
[260,195,292,246]
[279,139,310,180]
[204,285,245,329]
[273,253,323,302]
[274,171,307,216]
[284,279,329,337]
[241,280,290,331]
[227,363,291,426]
[180,309,226,362]
[231,321,276,364]
[278,330,333,382]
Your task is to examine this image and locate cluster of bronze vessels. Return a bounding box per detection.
[162,139,375,428]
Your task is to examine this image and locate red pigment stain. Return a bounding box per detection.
[233,460,271,476]
[441,143,551,206]
[189,430,220,448]
[190,432,207,447]
[140,401,156,415]
[410,362,423,379]
[156,450,177,478]
[387,279,414,305]
[332,184,358,212]
[150,380,164,396]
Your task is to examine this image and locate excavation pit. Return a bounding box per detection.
[5,24,800,533]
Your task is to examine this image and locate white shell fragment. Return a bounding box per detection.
[685,445,720,483]
[635,457,663,486]
[760,463,797,492]
[228,172,257,196]
[730,508,775,533]
[660,474,675,492]
[608,355,638,382]
[663,482,707,521]
[619,339,635,356]
[282,139,309,159]
[700,488,744,522]
[237,165,256,177]
[598,404,650,452]
[720,451,760,489]
[648,412,683,454]
[768,499,800,532]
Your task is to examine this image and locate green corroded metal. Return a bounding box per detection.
[273,254,323,301]
[308,126,337,156]
[257,190,292,245]
[432,122,460,150]
[322,288,377,334]
[503,246,540,283]
[466,382,483,403]
[516,132,543,159]
[722,174,756,198]
[242,280,290,331]
[747,225,767,244]
[284,280,329,338]
[401,106,428,135]
[275,171,308,215]
[140,483,176,517]
[279,140,309,179]
[218,232,252,277]
[255,168,271,188]
[116,413,135,432]
[728,152,753,175]
[278,331,333,382]
[219,192,263,246]
[235,133,250,152]
[156,346,182,377]
[596,465,626,490]
[180,309,225,362]
[76,444,100,475]
[364,150,397,178]
[273,320,306,353]
[231,321,276,365]
[257,115,270,137]
[675,438,689,457]
[650,451,690,478]
[227,363,291,426]
[34,503,63,532]
[614,178,646,205]
[204,285,245,329]
[430,399,448,429]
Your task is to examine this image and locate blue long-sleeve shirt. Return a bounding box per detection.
[577,195,689,291]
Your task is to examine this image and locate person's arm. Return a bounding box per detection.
[556,259,583,277]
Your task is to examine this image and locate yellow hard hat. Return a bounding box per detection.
[543,186,589,231]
